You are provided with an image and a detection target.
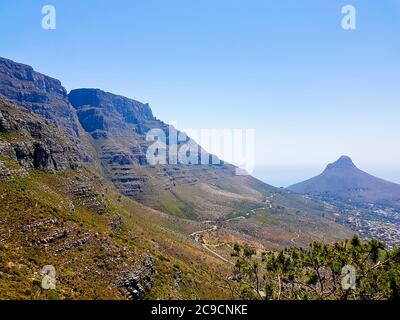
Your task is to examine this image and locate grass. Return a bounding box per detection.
[0,154,21,170]
[0,131,22,141]
[0,166,236,300]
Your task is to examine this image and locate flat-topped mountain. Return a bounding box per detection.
[288,156,400,208]
[0,56,356,300]
[69,88,155,138]
[0,56,354,290]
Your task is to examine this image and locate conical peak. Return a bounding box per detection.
[325,156,357,170]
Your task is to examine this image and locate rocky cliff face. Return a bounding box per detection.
[0,57,79,137]
[67,88,229,215]
[69,88,155,138]
[0,57,94,163]
[0,57,357,300]
[68,89,167,197]
[0,96,80,171]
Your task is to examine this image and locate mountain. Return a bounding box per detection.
[67,88,353,246]
[288,156,400,209]
[0,57,95,163]
[0,94,234,300]
[0,96,80,171]
[68,88,261,219]
[0,57,353,299]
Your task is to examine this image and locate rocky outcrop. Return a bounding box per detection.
[0,160,11,177]
[18,218,59,232]
[0,96,80,170]
[119,254,155,300]
[109,215,123,231]
[55,235,91,253]
[65,175,108,214]
[33,229,69,246]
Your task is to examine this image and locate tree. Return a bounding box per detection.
[231,237,400,300]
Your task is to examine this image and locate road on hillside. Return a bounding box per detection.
[189,206,266,265]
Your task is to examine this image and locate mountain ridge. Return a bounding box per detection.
[0,57,355,300]
[0,56,358,300]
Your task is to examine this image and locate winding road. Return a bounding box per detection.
[190,194,303,265]
[189,206,266,264]
[290,229,301,244]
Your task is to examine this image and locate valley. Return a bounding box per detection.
[0,56,398,300]
[316,196,400,248]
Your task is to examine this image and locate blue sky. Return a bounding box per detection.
[0,0,399,186]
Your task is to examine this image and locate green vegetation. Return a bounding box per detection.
[0,131,22,141]
[1,166,399,301]
[0,154,21,170]
[0,168,235,300]
[231,236,400,300]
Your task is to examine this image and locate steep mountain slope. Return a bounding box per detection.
[0,96,80,171]
[0,96,235,299]
[0,57,95,163]
[0,99,351,301]
[67,90,315,217]
[68,88,236,219]
[67,88,352,247]
[288,156,400,209]
[0,57,354,300]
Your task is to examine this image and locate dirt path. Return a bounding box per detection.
[290,229,301,244]
[201,242,234,265]
[189,226,218,242]
[191,200,302,265]
[189,206,266,265]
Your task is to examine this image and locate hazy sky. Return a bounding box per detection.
[0,0,399,186]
